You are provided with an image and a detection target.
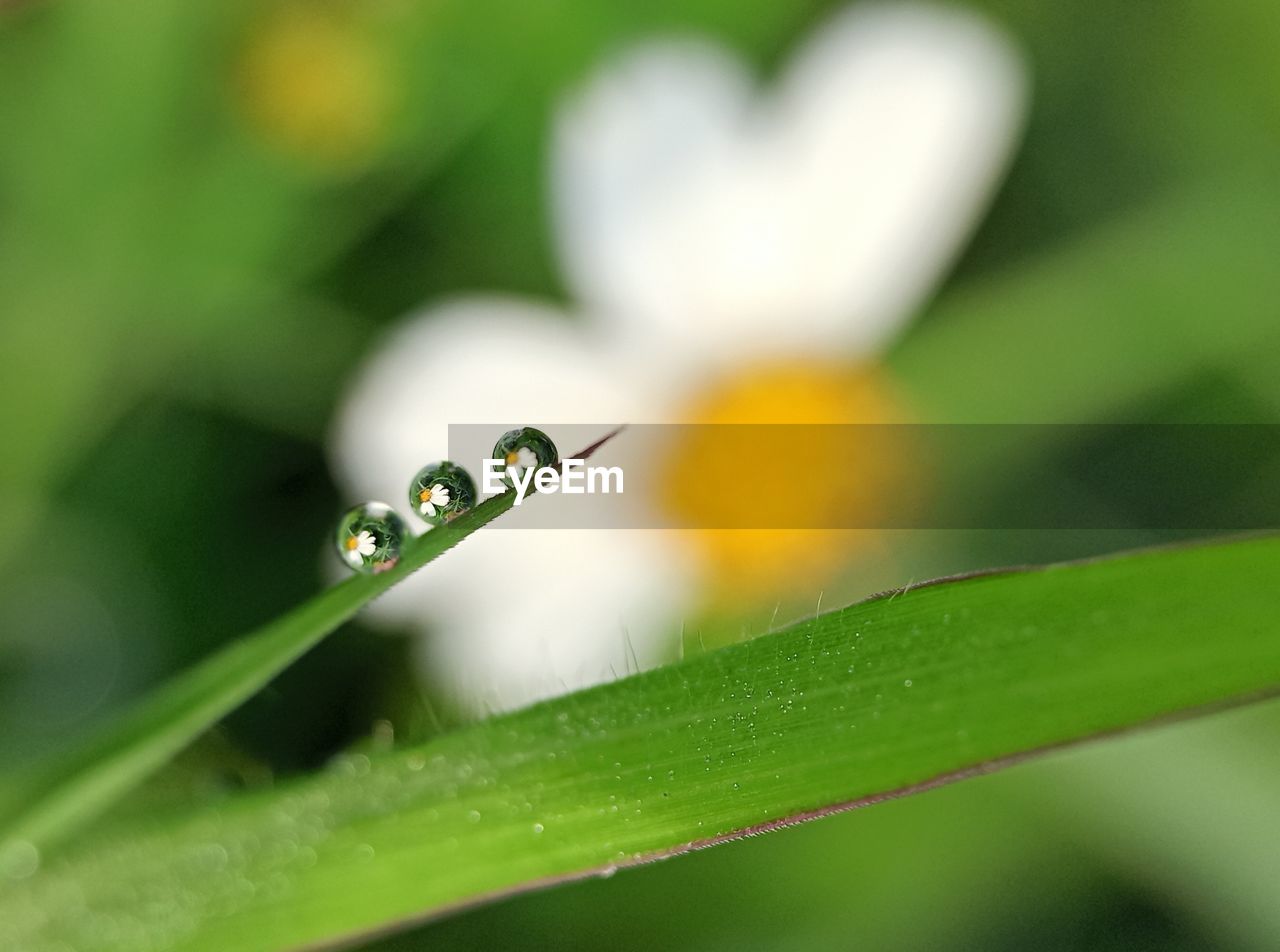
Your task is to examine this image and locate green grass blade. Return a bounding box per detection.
[0,429,622,855]
[0,490,517,856]
[6,534,1279,952]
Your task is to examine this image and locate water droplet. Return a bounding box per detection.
[334,502,408,575]
[492,427,559,485]
[903,679,913,687]
[532,823,545,834]
[467,810,482,823]
[408,461,477,526]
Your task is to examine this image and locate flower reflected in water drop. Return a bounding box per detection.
[409,462,477,526]
[493,428,560,487]
[418,484,451,519]
[335,503,407,575]
[506,447,538,476]
[345,530,378,565]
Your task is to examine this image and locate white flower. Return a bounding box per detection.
[330,3,1027,714]
[419,483,450,518]
[505,446,540,479]
[344,530,377,565]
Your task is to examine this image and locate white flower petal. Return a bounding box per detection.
[329,297,693,712]
[421,501,436,518]
[416,529,698,716]
[355,531,377,557]
[553,40,752,369]
[552,3,1026,370]
[332,297,662,511]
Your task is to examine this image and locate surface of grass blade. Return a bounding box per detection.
[5,535,1279,952]
[0,490,515,856]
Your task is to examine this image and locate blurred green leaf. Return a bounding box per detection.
[1028,703,1280,951]
[5,534,1278,951]
[0,0,528,551]
[363,773,1089,952]
[894,182,1280,424]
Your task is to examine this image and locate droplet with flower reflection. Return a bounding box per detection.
[409,461,476,526]
[335,503,407,574]
[492,428,559,485]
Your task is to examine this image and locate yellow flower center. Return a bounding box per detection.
[418,488,431,503]
[234,5,392,169]
[505,450,520,467]
[661,360,911,602]
[344,535,360,552]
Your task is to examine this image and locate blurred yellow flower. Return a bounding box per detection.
[235,4,392,168]
[331,4,1027,713]
[662,361,911,598]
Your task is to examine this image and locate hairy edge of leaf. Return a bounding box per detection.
[0,428,624,853]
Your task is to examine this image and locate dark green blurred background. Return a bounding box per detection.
[2,1,1278,949]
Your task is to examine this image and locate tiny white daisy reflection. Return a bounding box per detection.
[344,530,377,565]
[419,484,451,518]
[504,446,539,480]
